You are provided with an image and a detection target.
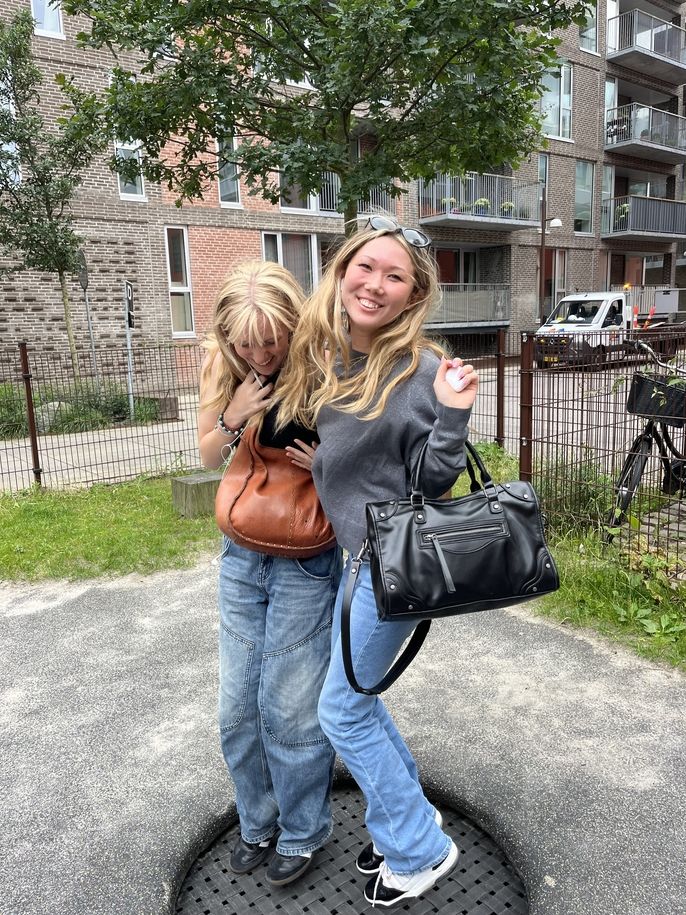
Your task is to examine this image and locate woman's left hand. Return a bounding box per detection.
[433,357,479,409]
[286,439,318,471]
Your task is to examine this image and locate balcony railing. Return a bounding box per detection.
[605,104,686,163]
[426,284,511,328]
[317,170,397,215]
[601,195,686,239]
[419,173,540,230]
[607,10,686,82]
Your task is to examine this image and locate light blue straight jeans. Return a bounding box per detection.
[218,537,342,856]
[318,558,451,876]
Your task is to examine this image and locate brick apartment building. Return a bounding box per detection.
[3,0,686,355]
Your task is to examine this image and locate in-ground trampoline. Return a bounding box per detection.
[175,784,528,914]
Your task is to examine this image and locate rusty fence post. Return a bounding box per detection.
[519,331,534,482]
[19,341,42,487]
[495,328,505,447]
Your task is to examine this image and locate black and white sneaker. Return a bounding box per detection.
[363,840,459,908]
[355,809,443,876]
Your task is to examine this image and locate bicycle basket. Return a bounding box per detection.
[627,372,686,428]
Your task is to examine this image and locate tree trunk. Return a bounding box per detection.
[343,197,359,236]
[58,269,80,379]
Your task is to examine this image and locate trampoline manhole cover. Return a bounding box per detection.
[176,784,528,914]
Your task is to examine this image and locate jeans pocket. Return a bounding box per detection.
[295,547,339,581]
[260,621,332,747]
[218,625,254,733]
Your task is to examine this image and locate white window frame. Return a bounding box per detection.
[217,137,241,208]
[579,1,598,53]
[164,226,195,338]
[541,63,573,141]
[279,172,318,213]
[114,140,146,201]
[31,0,65,38]
[262,232,320,292]
[574,160,594,234]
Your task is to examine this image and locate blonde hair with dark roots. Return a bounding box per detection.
[200,260,305,417]
[278,223,443,427]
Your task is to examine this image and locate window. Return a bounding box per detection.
[579,1,597,52]
[217,138,240,206]
[31,0,64,37]
[574,160,594,233]
[165,227,194,336]
[538,153,549,187]
[542,248,567,311]
[0,90,20,186]
[541,63,572,139]
[280,174,314,211]
[263,233,317,293]
[115,141,146,200]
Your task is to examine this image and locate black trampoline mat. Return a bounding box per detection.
[175,785,528,914]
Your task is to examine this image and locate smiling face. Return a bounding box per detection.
[340,236,417,352]
[232,313,290,378]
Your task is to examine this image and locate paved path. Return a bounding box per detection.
[1,562,684,915]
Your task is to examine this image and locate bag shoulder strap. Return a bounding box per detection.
[340,556,432,696]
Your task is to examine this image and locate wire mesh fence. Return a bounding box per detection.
[4,333,686,570]
[0,343,205,491]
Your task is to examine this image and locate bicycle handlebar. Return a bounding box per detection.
[632,340,686,377]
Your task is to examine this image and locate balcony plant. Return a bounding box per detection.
[473,197,490,215]
[441,196,461,213]
[614,202,630,230]
[500,200,515,217]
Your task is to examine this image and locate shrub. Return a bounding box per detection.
[536,449,615,534]
[0,383,28,438]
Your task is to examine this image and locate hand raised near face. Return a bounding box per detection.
[223,372,273,429]
[433,357,478,410]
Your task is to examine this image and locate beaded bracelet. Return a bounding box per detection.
[216,412,244,440]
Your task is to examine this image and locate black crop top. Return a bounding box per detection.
[258,404,319,450]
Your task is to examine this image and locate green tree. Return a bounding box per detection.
[0,11,106,372]
[64,0,589,231]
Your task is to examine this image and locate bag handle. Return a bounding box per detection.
[411,439,499,501]
[340,551,431,696]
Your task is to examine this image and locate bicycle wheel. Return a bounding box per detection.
[605,433,652,535]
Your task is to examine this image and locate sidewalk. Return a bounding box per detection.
[1,561,684,915]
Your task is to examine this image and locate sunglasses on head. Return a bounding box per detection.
[366,215,431,249]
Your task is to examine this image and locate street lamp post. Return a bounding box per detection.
[538,182,562,323]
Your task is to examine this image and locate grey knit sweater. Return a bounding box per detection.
[311,349,472,555]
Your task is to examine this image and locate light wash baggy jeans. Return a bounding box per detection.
[218,537,342,856]
[318,559,451,876]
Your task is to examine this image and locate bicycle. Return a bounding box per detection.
[605,341,686,541]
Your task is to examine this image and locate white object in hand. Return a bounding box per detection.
[446,366,468,392]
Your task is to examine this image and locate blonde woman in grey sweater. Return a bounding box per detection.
[279,217,478,908]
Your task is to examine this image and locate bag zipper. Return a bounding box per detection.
[421,523,504,544]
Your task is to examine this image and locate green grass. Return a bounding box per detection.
[0,478,221,581]
[538,532,686,671]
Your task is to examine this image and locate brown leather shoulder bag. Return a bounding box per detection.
[215,425,336,558]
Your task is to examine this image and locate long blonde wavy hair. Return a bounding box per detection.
[278,223,443,427]
[200,260,305,417]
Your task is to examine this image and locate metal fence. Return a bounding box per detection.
[0,343,204,490]
[4,334,686,569]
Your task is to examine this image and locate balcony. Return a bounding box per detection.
[419,174,540,231]
[601,195,686,240]
[425,284,511,330]
[605,104,686,163]
[317,171,396,215]
[607,10,686,83]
